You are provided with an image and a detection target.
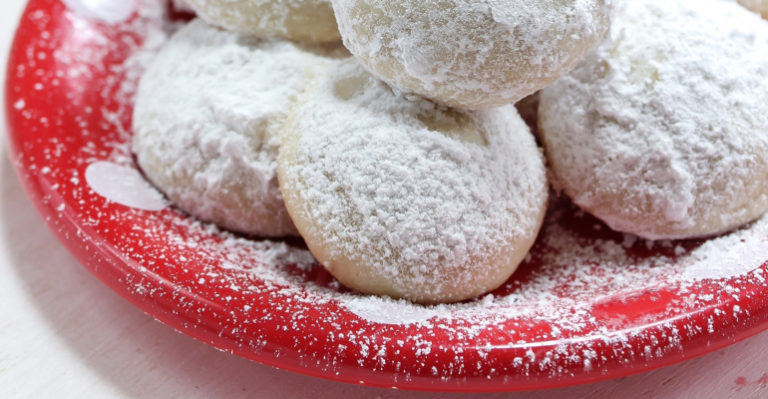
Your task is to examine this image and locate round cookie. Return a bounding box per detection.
[133,20,346,237]
[278,60,548,304]
[538,0,768,240]
[185,0,340,43]
[737,0,768,18]
[330,0,612,110]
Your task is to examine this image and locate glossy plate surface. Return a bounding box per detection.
[6,0,768,392]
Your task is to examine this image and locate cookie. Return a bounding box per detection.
[539,0,768,239]
[331,0,612,109]
[278,60,548,303]
[133,20,346,236]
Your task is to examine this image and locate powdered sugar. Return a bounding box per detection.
[682,217,768,279]
[539,0,768,240]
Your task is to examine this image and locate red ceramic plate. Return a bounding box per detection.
[7,0,768,392]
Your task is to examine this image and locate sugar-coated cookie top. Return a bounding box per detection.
[331,0,612,108]
[540,0,768,239]
[280,60,547,300]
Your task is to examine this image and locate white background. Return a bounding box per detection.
[2,1,768,397]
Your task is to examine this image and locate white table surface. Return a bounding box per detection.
[2,1,768,398]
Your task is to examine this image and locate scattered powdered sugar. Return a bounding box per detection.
[331,0,613,108]
[53,0,182,167]
[539,0,768,240]
[682,217,768,279]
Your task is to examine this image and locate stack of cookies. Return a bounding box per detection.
[133,0,768,303]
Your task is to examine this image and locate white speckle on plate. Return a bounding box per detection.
[682,221,768,280]
[85,161,167,211]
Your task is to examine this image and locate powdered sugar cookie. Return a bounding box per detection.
[133,20,346,237]
[278,60,548,304]
[539,0,768,240]
[330,0,612,110]
[185,0,340,42]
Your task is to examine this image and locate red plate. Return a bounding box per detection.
[7,0,768,392]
